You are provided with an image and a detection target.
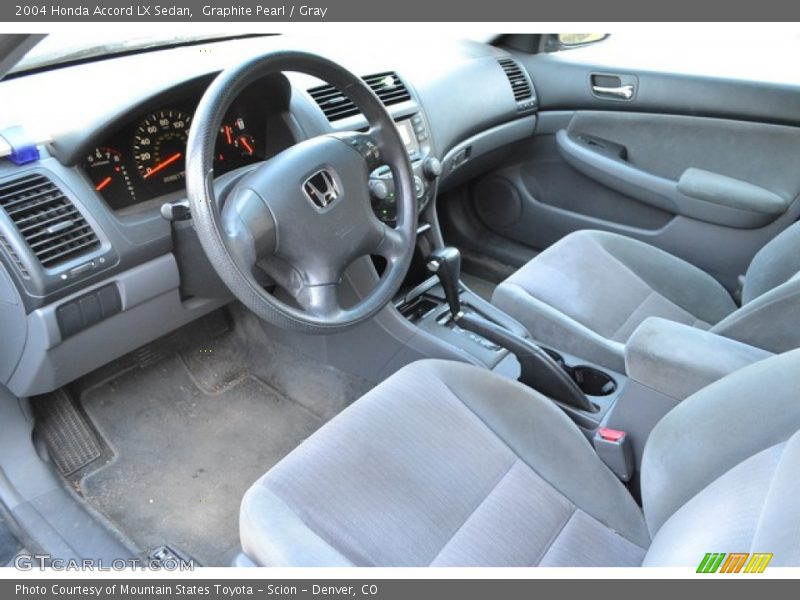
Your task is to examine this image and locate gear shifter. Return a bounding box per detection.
[426,246,463,318]
[425,245,596,413]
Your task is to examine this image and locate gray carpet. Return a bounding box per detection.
[79,307,372,566]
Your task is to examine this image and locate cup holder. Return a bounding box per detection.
[569,366,617,396]
[540,347,616,398]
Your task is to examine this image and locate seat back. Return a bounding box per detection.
[640,349,800,566]
[711,221,800,353]
[742,220,800,304]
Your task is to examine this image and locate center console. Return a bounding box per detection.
[395,247,627,431]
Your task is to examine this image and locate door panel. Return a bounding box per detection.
[459,41,800,293]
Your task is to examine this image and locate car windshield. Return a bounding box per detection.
[10,33,271,74]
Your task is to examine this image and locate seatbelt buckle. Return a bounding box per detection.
[593,427,634,482]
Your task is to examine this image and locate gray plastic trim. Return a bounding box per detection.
[0,263,26,385]
[601,380,679,472]
[439,116,536,192]
[7,254,227,397]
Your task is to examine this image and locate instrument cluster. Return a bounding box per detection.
[83,100,265,210]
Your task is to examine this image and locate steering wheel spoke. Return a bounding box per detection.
[371,221,407,264]
[295,283,344,320]
[220,187,277,272]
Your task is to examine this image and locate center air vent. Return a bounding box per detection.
[309,71,412,122]
[0,173,100,269]
[498,57,536,109]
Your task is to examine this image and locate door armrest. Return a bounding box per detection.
[677,168,787,216]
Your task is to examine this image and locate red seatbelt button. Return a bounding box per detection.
[597,427,626,443]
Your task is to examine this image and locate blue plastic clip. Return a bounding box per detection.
[1,125,40,165]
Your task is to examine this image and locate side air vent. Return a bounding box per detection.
[0,233,30,278]
[0,173,100,269]
[308,71,412,121]
[498,58,536,110]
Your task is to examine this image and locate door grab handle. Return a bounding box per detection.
[591,84,634,99]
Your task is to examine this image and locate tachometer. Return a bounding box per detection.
[85,147,137,209]
[132,109,192,193]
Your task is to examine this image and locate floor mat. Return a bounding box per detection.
[32,388,103,477]
[78,307,372,566]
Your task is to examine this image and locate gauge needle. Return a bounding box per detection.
[239,136,254,155]
[95,176,113,192]
[225,126,233,145]
[144,152,182,179]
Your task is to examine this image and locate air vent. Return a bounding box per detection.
[308,71,412,122]
[0,233,30,278]
[498,57,533,102]
[0,174,99,269]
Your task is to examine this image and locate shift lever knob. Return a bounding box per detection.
[427,246,462,318]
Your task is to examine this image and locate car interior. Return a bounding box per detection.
[1,32,799,568]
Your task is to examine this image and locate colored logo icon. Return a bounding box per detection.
[697,553,773,573]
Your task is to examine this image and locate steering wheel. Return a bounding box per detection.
[186,51,417,334]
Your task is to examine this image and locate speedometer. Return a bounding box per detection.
[132,109,192,194]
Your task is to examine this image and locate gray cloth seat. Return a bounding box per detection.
[240,353,800,566]
[492,224,800,372]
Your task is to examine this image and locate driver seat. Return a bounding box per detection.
[239,352,800,566]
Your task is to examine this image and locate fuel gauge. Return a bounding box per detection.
[217,117,259,170]
[85,147,137,209]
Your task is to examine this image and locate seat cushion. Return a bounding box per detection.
[492,230,737,371]
[240,359,648,566]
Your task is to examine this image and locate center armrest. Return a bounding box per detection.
[625,317,773,401]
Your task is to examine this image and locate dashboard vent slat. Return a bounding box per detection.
[308,71,411,122]
[20,208,81,235]
[498,57,533,102]
[0,173,100,269]
[0,233,30,279]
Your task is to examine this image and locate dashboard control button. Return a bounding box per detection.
[78,294,102,327]
[97,285,122,318]
[56,302,82,339]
